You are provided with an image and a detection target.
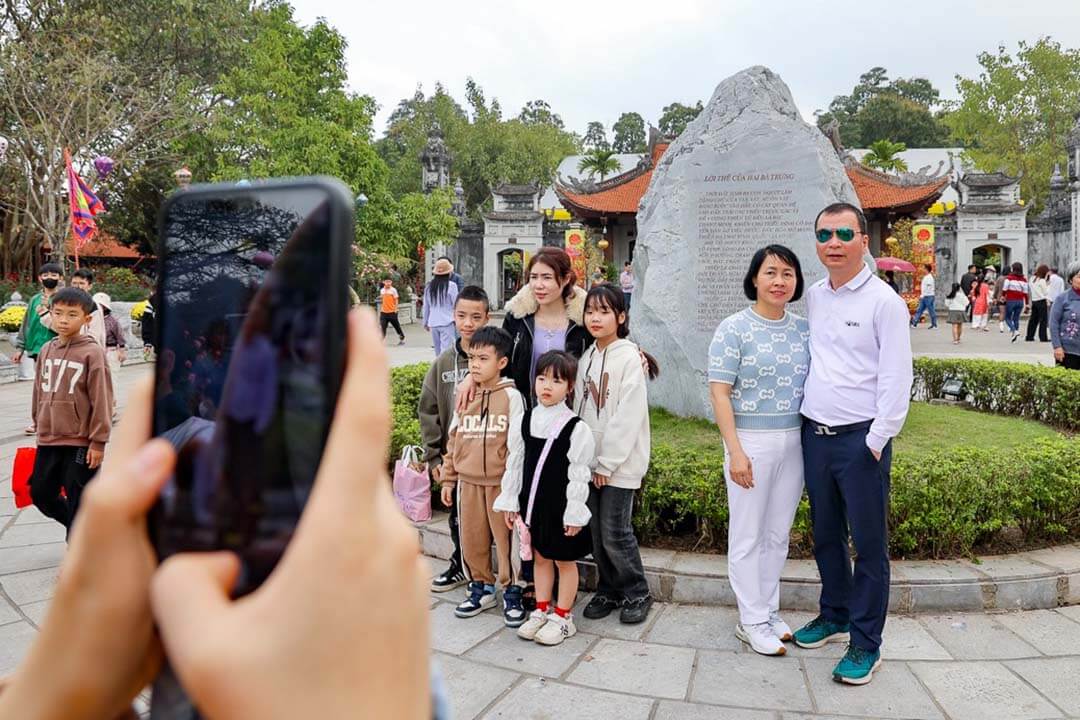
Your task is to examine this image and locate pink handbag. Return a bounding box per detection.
[393,445,432,523]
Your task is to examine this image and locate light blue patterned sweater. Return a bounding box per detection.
[708,307,810,431]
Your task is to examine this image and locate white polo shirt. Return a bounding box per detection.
[801,265,914,453]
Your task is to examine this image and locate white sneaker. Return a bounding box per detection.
[736,622,786,656]
[999,322,1005,333]
[767,612,793,642]
[534,613,576,646]
[517,609,549,641]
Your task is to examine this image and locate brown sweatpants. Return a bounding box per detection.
[458,481,514,588]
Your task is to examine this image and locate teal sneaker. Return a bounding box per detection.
[832,644,882,685]
[792,616,850,649]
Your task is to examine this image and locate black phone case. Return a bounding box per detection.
[148,177,353,719]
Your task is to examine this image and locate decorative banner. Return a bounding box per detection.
[565,228,587,287]
[912,224,935,267]
[65,149,105,249]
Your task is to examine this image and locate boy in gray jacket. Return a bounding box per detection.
[418,285,491,591]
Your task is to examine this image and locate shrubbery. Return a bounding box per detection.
[913,357,1080,432]
[390,362,1080,559]
[0,304,26,332]
[94,267,152,302]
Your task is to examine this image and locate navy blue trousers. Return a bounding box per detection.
[801,421,892,652]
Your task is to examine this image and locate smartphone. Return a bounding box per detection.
[148,177,353,718]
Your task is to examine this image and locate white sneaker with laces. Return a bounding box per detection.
[534,613,576,646]
[517,609,548,641]
[735,622,786,656]
[767,612,793,642]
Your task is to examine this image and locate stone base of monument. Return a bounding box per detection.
[415,512,1080,612]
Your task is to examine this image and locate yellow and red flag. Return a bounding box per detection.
[65,149,105,249]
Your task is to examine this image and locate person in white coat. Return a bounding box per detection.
[575,285,659,625]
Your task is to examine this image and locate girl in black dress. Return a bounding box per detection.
[494,351,595,646]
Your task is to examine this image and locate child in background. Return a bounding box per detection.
[379,277,407,346]
[438,326,527,626]
[970,277,991,332]
[575,285,659,625]
[946,282,970,345]
[29,288,113,531]
[495,351,594,646]
[12,262,62,433]
[419,285,491,593]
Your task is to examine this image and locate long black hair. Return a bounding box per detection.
[426,274,452,306]
[583,284,659,379]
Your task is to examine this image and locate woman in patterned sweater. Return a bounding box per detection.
[708,244,809,657]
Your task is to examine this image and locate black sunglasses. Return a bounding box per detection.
[816,227,859,243]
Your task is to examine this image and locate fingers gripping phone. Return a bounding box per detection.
[148,178,353,718]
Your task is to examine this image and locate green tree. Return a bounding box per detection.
[862,139,909,173]
[519,99,564,129]
[658,101,703,138]
[856,95,952,148]
[577,148,622,181]
[945,38,1080,212]
[816,68,950,148]
[583,121,609,151]
[612,112,647,153]
[0,0,249,271]
[357,188,459,259]
[376,84,468,197]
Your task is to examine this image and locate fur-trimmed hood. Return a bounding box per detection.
[504,284,587,325]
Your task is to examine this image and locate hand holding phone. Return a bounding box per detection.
[152,311,431,720]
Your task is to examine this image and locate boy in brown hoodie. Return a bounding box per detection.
[439,326,526,626]
[29,287,113,530]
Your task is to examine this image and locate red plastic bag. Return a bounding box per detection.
[393,445,431,523]
[12,447,35,509]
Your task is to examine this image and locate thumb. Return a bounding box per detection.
[152,552,240,666]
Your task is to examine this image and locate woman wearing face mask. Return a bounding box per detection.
[708,245,809,657]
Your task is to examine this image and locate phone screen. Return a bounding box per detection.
[151,183,347,596]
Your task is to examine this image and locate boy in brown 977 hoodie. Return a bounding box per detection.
[439,326,526,626]
[29,288,113,531]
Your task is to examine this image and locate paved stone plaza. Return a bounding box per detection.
[0,343,1076,718]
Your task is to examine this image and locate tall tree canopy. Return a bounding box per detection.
[658,101,703,139]
[582,121,609,151]
[945,38,1080,212]
[612,112,647,153]
[815,67,951,148]
[376,82,578,214]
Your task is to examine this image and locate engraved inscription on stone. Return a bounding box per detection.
[693,184,809,332]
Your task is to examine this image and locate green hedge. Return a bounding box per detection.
[913,357,1080,432]
[390,363,1080,559]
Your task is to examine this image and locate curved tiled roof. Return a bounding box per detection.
[557,148,948,216]
[843,164,950,211]
[64,234,143,259]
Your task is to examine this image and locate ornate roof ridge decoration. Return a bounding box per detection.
[843,155,951,189]
[491,182,540,195]
[555,153,653,196]
[482,210,544,221]
[958,170,1021,187]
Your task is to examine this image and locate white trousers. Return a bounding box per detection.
[972,313,988,330]
[724,429,804,625]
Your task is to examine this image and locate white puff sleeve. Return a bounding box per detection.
[562,420,595,527]
[493,390,526,513]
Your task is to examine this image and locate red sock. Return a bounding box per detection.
[554,606,570,618]
[537,600,550,613]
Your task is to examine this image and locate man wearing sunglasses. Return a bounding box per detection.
[792,202,913,687]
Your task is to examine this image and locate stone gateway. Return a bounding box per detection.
[633,66,862,418]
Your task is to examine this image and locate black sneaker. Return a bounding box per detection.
[583,594,621,620]
[430,566,467,593]
[503,586,526,627]
[620,595,653,625]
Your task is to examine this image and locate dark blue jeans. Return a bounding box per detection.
[802,421,892,652]
[1005,299,1024,333]
[588,485,649,602]
[911,296,937,327]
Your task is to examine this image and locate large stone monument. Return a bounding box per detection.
[633,66,861,419]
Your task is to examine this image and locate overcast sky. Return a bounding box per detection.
[290,0,1080,142]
